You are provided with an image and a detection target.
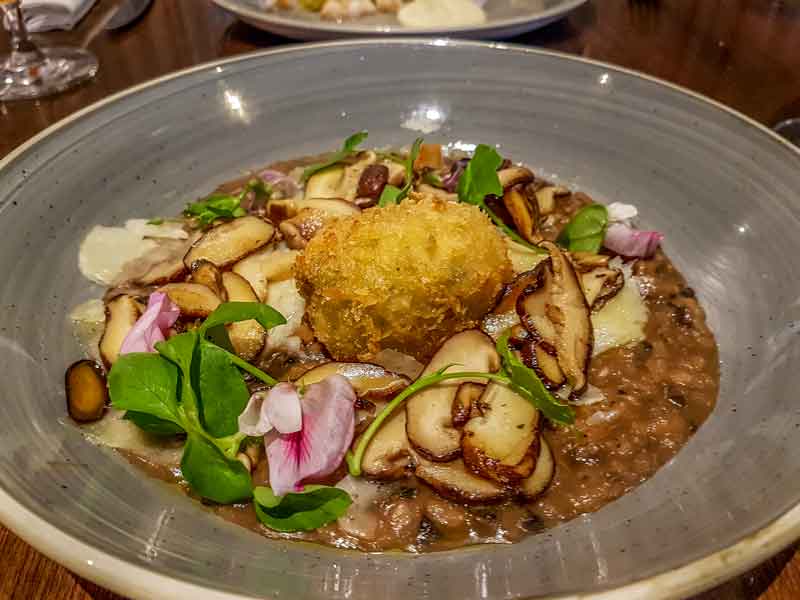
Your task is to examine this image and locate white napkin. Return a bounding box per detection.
[6,0,96,32]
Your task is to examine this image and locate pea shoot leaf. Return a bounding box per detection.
[253,485,352,532]
[496,332,575,425]
[557,204,609,253]
[108,353,182,427]
[181,434,253,504]
[378,138,423,207]
[193,341,250,438]
[302,131,368,182]
[456,144,504,206]
[199,302,286,335]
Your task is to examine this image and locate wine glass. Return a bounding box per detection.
[773,118,800,148]
[0,0,98,101]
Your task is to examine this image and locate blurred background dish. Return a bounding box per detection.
[2,38,800,600]
[211,0,588,40]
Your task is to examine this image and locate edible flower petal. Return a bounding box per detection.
[119,292,179,355]
[238,383,302,437]
[441,158,468,192]
[266,375,356,497]
[606,202,638,224]
[259,169,300,198]
[603,222,664,258]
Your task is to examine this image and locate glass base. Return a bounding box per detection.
[0,46,98,101]
[773,118,800,147]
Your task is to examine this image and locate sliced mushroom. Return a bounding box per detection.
[413,143,443,172]
[184,216,275,269]
[405,330,501,462]
[99,294,140,368]
[518,245,593,393]
[295,362,409,400]
[360,408,411,480]
[279,208,328,250]
[462,382,540,484]
[415,184,458,203]
[503,186,541,244]
[534,185,569,216]
[189,260,226,300]
[413,454,508,505]
[495,269,540,315]
[232,247,298,302]
[339,152,380,201]
[451,382,484,428]
[497,166,535,189]
[580,266,624,310]
[221,272,266,361]
[158,283,221,318]
[134,258,186,287]
[519,436,555,500]
[304,164,345,200]
[65,359,108,423]
[298,197,361,216]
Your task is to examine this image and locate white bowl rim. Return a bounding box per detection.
[1,39,798,600]
[209,0,589,37]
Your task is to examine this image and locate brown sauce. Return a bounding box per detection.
[115,166,719,553]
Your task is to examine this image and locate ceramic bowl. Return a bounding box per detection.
[1,40,800,600]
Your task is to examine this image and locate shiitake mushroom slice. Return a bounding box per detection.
[462,382,541,485]
[189,259,227,300]
[519,436,555,500]
[98,294,140,368]
[220,272,266,361]
[405,330,500,462]
[157,283,221,318]
[184,216,275,269]
[65,359,108,423]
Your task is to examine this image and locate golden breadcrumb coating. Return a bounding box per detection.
[294,194,513,361]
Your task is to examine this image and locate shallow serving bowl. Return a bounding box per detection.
[1,40,800,600]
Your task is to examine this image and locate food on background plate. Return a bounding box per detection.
[261,0,488,27]
[67,131,719,552]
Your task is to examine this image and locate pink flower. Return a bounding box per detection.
[119,292,180,355]
[239,375,356,497]
[238,383,303,436]
[603,222,664,258]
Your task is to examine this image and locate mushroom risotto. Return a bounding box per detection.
[65,133,719,552]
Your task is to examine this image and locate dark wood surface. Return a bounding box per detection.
[2,0,800,598]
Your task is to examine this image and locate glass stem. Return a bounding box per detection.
[3,1,46,71]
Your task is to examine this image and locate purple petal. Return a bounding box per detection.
[603,223,664,258]
[266,375,356,496]
[264,383,302,434]
[259,169,300,198]
[441,158,469,193]
[119,292,179,355]
[238,391,272,437]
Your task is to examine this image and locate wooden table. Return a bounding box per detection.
[1,0,800,598]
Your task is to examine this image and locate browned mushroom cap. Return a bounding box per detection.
[451,382,484,428]
[462,382,541,485]
[232,248,298,302]
[413,454,509,505]
[295,362,409,400]
[189,259,227,300]
[519,435,555,500]
[157,283,221,318]
[405,330,501,462]
[533,185,569,216]
[65,359,108,423]
[493,269,540,315]
[221,272,266,361]
[517,243,593,393]
[184,216,275,269]
[360,408,412,480]
[571,253,624,311]
[99,294,140,369]
[503,186,541,245]
[279,208,328,250]
[304,164,345,199]
[497,166,535,189]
